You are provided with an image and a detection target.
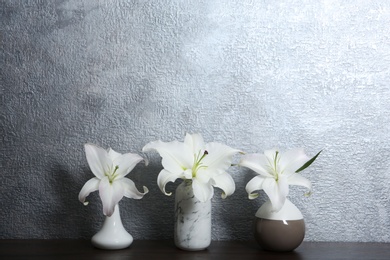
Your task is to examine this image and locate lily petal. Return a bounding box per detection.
[203,142,240,174]
[85,143,111,179]
[108,148,122,161]
[288,173,312,192]
[192,178,214,202]
[183,168,192,179]
[245,175,266,199]
[264,148,279,165]
[193,167,212,183]
[143,140,193,175]
[121,178,149,199]
[239,153,273,178]
[262,176,289,212]
[99,177,124,216]
[279,148,310,173]
[78,177,100,205]
[211,173,235,199]
[157,169,183,196]
[112,152,144,178]
[184,133,205,154]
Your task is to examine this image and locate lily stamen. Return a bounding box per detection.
[192,150,208,177]
[108,165,120,183]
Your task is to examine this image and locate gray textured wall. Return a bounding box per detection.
[1,0,390,242]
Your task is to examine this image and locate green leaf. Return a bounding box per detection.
[295,150,322,173]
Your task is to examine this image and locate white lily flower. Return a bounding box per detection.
[79,143,149,217]
[239,148,314,212]
[142,133,240,202]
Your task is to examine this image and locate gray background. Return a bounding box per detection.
[1,0,390,242]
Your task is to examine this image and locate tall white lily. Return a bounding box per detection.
[79,143,149,217]
[142,133,240,202]
[239,148,320,212]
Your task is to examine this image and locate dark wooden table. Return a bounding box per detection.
[0,240,389,259]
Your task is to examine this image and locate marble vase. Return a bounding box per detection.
[254,199,305,252]
[91,204,133,250]
[174,180,211,251]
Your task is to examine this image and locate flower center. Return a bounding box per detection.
[107,165,119,184]
[192,150,208,177]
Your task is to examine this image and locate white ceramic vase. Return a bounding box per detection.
[254,199,305,251]
[174,180,211,251]
[91,204,133,250]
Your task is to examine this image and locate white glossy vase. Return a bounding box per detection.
[91,204,133,250]
[254,199,305,252]
[174,180,211,251]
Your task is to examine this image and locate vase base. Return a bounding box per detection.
[91,233,133,250]
[175,243,209,251]
[254,217,305,252]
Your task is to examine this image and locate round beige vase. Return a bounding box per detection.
[254,199,305,252]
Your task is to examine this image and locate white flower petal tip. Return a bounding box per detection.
[157,169,182,197]
[128,185,149,200]
[159,183,173,196]
[78,177,100,205]
[143,157,149,166]
[142,186,149,194]
[144,133,238,201]
[211,173,235,199]
[248,193,259,200]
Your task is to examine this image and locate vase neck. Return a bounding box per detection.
[183,179,193,187]
[105,204,122,223]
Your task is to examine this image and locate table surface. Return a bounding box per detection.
[0,240,389,259]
